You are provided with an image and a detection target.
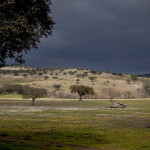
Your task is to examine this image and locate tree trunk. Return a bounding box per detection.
[79,95,82,101]
[32,98,35,106]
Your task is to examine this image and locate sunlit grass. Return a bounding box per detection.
[0,100,150,150]
[0,94,150,101]
[0,94,22,99]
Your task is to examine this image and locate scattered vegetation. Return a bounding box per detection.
[70,85,94,101]
[1,84,23,95]
[112,72,122,76]
[23,86,47,106]
[76,79,80,85]
[0,66,149,99]
[130,75,138,81]
[126,79,131,84]
[44,76,49,80]
[53,84,61,91]
[88,76,97,84]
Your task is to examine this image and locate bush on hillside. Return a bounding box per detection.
[76,72,88,78]
[53,84,61,91]
[68,71,76,75]
[76,79,80,84]
[126,79,131,84]
[44,76,49,80]
[23,74,28,78]
[97,71,102,75]
[130,75,138,81]
[89,76,97,84]
[1,84,23,94]
[38,73,43,76]
[53,77,58,79]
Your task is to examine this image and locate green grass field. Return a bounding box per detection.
[0,100,150,150]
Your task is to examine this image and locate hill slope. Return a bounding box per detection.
[0,66,147,99]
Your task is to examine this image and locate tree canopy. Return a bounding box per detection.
[23,86,47,105]
[70,85,94,101]
[0,0,54,66]
[89,76,97,84]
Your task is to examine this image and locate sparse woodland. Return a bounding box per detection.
[0,65,149,99]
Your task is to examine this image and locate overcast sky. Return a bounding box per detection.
[23,0,150,74]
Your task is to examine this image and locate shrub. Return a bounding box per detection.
[38,73,43,76]
[105,70,111,73]
[44,76,49,80]
[97,71,102,75]
[89,76,97,84]
[76,79,80,84]
[63,72,67,75]
[53,77,58,79]
[23,74,27,78]
[2,84,23,94]
[53,84,61,91]
[130,75,138,81]
[126,79,131,84]
[43,70,48,74]
[76,72,88,78]
[14,72,19,76]
[90,70,97,74]
[112,73,122,76]
[68,71,75,75]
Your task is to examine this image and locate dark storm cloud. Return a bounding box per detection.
[24,0,150,73]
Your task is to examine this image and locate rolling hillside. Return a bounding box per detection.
[0,65,148,99]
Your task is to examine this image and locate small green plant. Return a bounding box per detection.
[53,84,61,91]
[107,80,109,83]
[76,79,80,85]
[63,72,67,75]
[38,73,43,76]
[131,75,138,81]
[68,71,76,75]
[76,72,88,78]
[89,76,97,84]
[23,74,27,78]
[14,72,19,76]
[44,76,49,80]
[97,71,102,75]
[90,70,97,74]
[53,77,58,79]
[105,70,111,73]
[126,79,131,84]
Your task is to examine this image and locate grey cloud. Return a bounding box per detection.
[23,0,150,74]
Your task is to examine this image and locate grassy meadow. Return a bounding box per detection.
[0,99,150,150]
[0,66,150,149]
